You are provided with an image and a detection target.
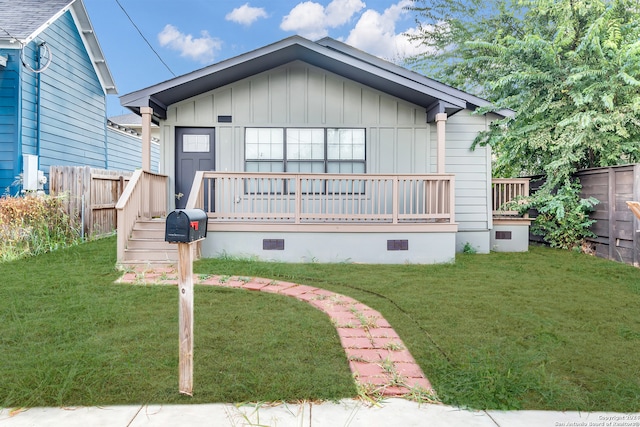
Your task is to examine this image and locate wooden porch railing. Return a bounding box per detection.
[492,178,530,216]
[115,169,168,263]
[185,172,455,224]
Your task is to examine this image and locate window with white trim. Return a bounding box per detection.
[245,128,365,173]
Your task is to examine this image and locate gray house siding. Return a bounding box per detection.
[163,61,436,175]
[159,60,492,250]
[431,110,493,252]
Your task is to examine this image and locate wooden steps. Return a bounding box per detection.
[119,218,198,268]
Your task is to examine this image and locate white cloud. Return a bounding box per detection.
[325,0,366,27]
[281,0,365,40]
[158,24,222,63]
[344,0,427,61]
[226,3,268,26]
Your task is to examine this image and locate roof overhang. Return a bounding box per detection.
[69,0,117,95]
[121,36,512,121]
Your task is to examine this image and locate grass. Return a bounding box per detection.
[0,237,355,407]
[1,237,639,411]
[195,247,640,412]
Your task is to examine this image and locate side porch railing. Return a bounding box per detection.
[115,169,168,263]
[185,172,456,224]
[492,178,530,217]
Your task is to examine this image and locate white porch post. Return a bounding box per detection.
[436,112,447,174]
[141,106,152,172]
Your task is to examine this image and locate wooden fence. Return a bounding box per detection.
[528,164,640,266]
[576,165,640,266]
[49,166,133,237]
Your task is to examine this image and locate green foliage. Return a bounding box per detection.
[513,180,598,249]
[0,194,81,261]
[409,0,640,248]
[462,242,477,254]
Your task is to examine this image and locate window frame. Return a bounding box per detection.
[244,127,366,195]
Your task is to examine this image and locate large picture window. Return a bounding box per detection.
[245,128,365,173]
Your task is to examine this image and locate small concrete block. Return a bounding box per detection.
[382,386,410,396]
[269,280,299,290]
[311,289,338,297]
[340,336,374,349]
[366,327,400,338]
[242,281,269,291]
[375,349,416,363]
[392,362,425,378]
[349,361,387,377]
[337,327,370,338]
[356,375,391,387]
[344,348,383,362]
[224,280,247,288]
[329,313,360,326]
[256,283,288,293]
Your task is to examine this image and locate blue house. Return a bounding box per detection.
[0,0,156,195]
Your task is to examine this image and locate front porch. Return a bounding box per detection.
[115,172,530,266]
[189,172,457,263]
[116,172,458,265]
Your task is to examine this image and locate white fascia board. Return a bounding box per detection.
[69,0,117,95]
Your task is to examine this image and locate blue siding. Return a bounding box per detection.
[0,49,20,192]
[107,128,160,173]
[23,11,108,176]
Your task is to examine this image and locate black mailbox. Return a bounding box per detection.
[165,209,208,243]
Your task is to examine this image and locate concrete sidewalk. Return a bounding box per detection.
[2,399,637,427]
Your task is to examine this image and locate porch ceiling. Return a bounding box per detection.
[121,36,512,121]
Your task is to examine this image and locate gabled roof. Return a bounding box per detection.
[120,35,512,122]
[0,0,117,94]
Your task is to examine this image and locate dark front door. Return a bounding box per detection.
[175,127,215,209]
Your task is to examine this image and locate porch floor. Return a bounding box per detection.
[116,267,435,398]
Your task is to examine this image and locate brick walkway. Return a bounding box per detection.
[117,267,435,399]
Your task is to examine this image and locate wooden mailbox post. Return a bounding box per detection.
[165,209,207,396]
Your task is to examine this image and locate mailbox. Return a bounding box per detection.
[165,209,208,243]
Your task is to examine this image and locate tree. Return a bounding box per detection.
[408,0,640,248]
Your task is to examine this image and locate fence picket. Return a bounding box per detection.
[49,166,133,237]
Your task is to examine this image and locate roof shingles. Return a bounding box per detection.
[0,0,73,41]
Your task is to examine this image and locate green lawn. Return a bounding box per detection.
[1,236,639,411]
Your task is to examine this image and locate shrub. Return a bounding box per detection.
[0,194,81,261]
[513,180,598,250]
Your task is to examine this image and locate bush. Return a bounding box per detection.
[514,180,598,250]
[0,194,81,261]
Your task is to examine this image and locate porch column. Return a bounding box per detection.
[435,113,447,174]
[141,106,152,172]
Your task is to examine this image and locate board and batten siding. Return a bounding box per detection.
[160,60,492,236]
[162,61,434,179]
[22,11,108,174]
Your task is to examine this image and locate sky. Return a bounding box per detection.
[82,0,428,118]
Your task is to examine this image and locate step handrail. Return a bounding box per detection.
[116,170,168,264]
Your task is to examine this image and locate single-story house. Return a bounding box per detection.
[0,0,157,195]
[117,36,527,265]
